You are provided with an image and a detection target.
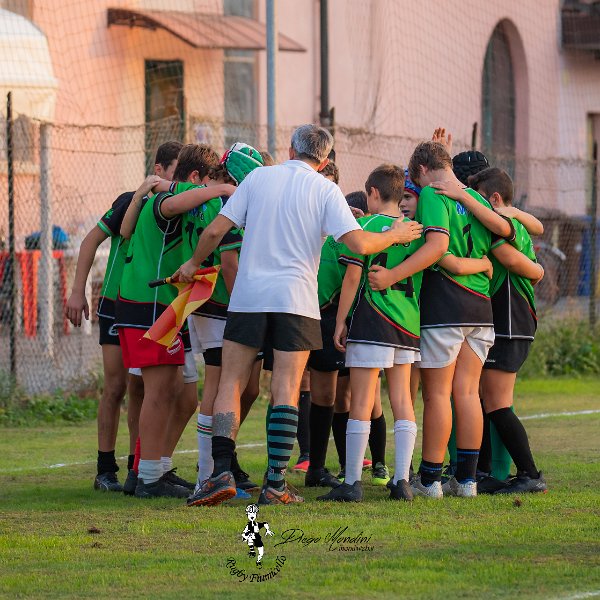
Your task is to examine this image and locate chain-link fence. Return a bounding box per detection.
[0,110,598,394]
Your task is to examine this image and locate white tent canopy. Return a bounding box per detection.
[0,8,57,120]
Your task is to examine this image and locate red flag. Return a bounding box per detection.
[144,266,220,347]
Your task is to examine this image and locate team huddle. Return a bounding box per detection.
[66,123,547,505]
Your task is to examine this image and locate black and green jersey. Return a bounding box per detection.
[317,235,346,310]
[489,218,537,339]
[177,183,243,320]
[416,186,514,328]
[340,214,423,351]
[115,191,185,330]
[96,192,133,320]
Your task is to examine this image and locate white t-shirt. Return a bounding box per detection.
[220,160,360,319]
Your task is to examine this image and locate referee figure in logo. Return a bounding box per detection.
[241,504,273,567]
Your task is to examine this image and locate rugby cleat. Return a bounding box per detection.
[94,472,123,492]
[494,471,548,495]
[442,477,477,497]
[410,475,443,499]
[186,471,237,507]
[317,481,364,502]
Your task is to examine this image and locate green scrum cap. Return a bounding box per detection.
[222,142,264,184]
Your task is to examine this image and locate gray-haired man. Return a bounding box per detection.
[177,124,422,507]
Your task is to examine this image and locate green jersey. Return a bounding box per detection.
[340,214,423,351]
[416,186,514,328]
[175,182,243,319]
[96,192,133,320]
[115,191,185,330]
[317,235,346,310]
[489,218,537,339]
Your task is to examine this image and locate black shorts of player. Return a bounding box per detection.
[224,312,322,356]
[483,337,533,373]
[98,316,120,346]
[203,347,222,367]
[307,310,346,373]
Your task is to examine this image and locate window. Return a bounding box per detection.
[145,60,184,174]
[481,23,516,177]
[224,0,257,148]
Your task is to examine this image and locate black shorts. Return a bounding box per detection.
[203,347,222,367]
[483,337,532,373]
[99,317,120,346]
[307,310,346,373]
[224,311,322,354]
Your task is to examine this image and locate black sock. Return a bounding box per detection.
[211,436,235,477]
[332,412,349,468]
[456,449,479,483]
[369,413,387,466]
[127,454,135,471]
[478,413,492,475]
[296,391,311,459]
[488,407,538,478]
[308,403,334,470]
[97,450,118,475]
[419,460,443,486]
[230,451,242,475]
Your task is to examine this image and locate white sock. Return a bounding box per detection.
[138,459,163,485]
[393,420,417,484]
[345,419,371,485]
[197,413,214,484]
[161,456,173,474]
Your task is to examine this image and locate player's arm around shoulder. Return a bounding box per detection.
[160,183,237,219]
[494,206,544,236]
[438,252,494,279]
[491,241,544,282]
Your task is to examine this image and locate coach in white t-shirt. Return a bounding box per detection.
[176,124,422,507]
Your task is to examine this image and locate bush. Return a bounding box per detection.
[0,370,101,427]
[520,319,600,378]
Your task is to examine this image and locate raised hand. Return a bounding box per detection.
[432,127,453,156]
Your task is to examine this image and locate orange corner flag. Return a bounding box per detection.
[144,266,220,347]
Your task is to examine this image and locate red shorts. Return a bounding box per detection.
[118,327,185,369]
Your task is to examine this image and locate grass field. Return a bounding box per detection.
[0,377,599,599]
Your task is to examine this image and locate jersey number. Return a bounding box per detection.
[462,224,474,258]
[371,253,414,298]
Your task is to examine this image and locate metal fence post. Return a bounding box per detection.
[39,123,54,357]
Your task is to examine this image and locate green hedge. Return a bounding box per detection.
[519,319,600,378]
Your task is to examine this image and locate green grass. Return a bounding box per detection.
[0,378,599,599]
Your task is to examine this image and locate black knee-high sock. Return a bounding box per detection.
[296,391,311,459]
[478,413,492,475]
[487,407,538,478]
[308,404,334,470]
[212,436,235,477]
[369,413,387,466]
[332,412,349,468]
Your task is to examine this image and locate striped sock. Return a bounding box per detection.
[197,414,214,483]
[267,405,299,491]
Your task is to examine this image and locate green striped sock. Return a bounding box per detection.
[267,405,299,491]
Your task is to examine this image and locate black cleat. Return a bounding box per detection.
[477,475,509,495]
[123,469,138,496]
[162,468,194,491]
[134,476,190,499]
[494,471,548,495]
[387,479,414,501]
[317,481,363,502]
[232,468,259,492]
[305,467,341,488]
[94,472,123,492]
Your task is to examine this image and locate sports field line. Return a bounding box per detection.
[556,591,600,600]
[0,409,598,476]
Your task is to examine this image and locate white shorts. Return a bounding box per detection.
[419,326,495,369]
[190,315,226,353]
[345,342,421,369]
[128,350,198,384]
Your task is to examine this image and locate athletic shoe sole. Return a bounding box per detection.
[187,487,237,507]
